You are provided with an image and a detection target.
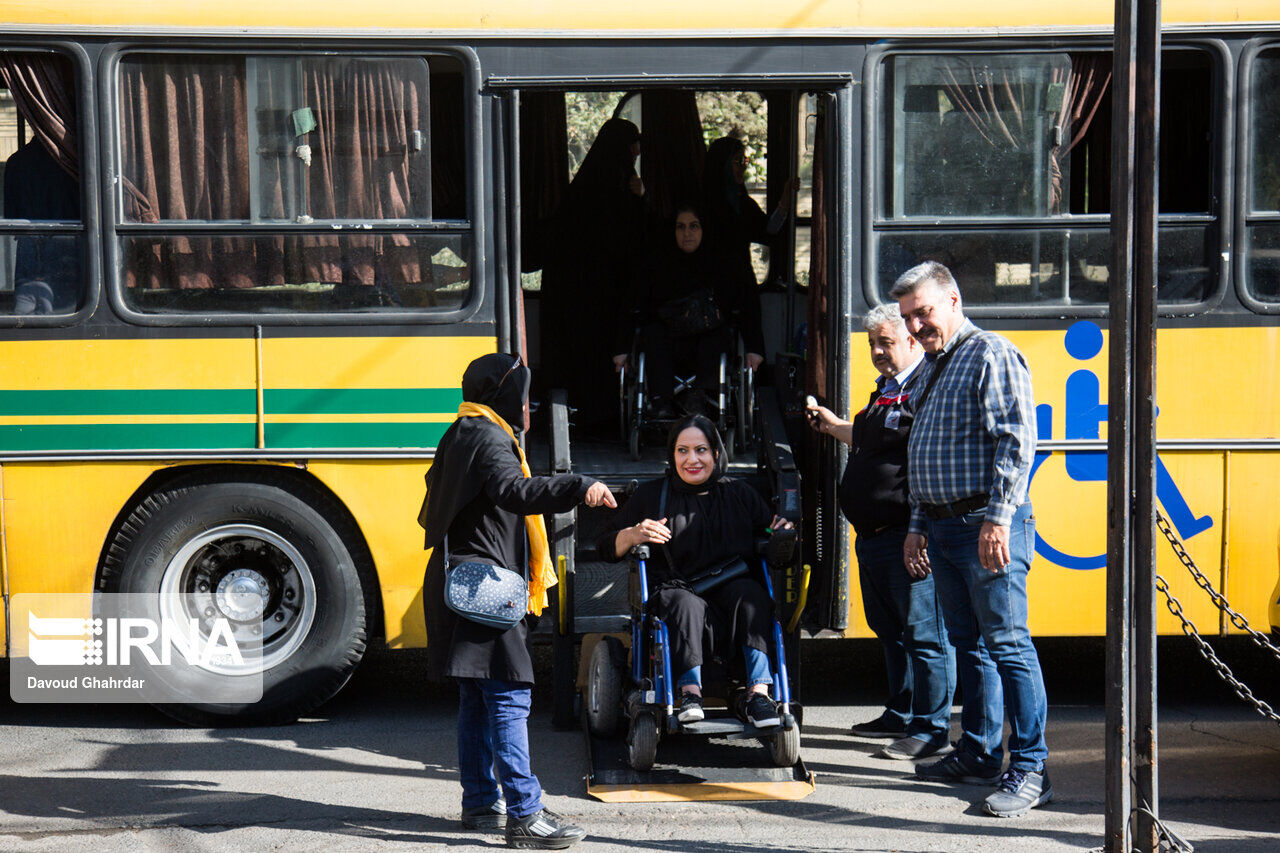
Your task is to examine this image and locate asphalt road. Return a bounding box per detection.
[0,638,1277,852]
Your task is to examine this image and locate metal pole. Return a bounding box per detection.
[1104,0,1138,848]
[1132,0,1162,847]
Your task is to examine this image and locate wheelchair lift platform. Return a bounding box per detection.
[585,719,815,803]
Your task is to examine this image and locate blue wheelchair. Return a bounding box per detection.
[583,543,800,771]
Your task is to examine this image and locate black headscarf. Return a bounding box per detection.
[461,352,530,433]
[703,136,747,222]
[418,353,530,547]
[566,117,640,207]
[665,414,729,494]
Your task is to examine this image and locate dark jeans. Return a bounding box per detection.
[855,525,956,742]
[925,502,1049,772]
[456,678,543,819]
[641,321,733,400]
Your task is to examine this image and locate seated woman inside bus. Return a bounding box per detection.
[612,203,764,419]
[595,414,792,727]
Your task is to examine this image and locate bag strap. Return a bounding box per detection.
[913,327,976,414]
[442,530,528,582]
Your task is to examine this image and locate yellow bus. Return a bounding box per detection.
[1,0,1278,723]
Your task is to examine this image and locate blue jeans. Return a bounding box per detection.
[855,526,956,743]
[925,502,1048,772]
[456,678,543,819]
[677,646,773,690]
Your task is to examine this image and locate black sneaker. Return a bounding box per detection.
[676,691,705,724]
[461,796,506,830]
[879,735,953,761]
[744,692,781,729]
[505,808,587,849]
[914,748,1002,785]
[849,715,908,739]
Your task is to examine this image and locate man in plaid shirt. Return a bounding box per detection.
[890,261,1050,818]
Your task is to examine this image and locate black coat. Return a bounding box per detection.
[596,475,773,592]
[422,417,592,683]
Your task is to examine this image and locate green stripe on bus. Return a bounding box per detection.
[265,388,462,415]
[265,422,447,449]
[0,423,255,451]
[0,389,256,416]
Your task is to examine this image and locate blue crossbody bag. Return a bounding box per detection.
[442,534,529,631]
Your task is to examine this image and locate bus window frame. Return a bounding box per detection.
[863,39,1231,320]
[1235,38,1280,315]
[0,40,100,328]
[100,41,485,328]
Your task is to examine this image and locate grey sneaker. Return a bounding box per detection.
[879,735,953,761]
[505,808,587,849]
[461,796,506,830]
[914,748,1002,785]
[984,768,1053,817]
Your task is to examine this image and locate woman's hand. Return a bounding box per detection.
[612,353,629,373]
[621,517,671,553]
[745,352,764,371]
[584,481,617,509]
[769,515,794,532]
[773,177,798,217]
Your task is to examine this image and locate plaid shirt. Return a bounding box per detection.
[906,318,1037,535]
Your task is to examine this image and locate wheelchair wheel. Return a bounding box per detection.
[585,638,622,736]
[723,426,735,462]
[628,710,660,771]
[629,424,642,461]
[736,362,753,450]
[768,721,801,767]
[618,367,630,441]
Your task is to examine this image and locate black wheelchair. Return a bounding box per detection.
[582,542,801,772]
[618,322,755,461]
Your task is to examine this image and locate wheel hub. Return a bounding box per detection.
[215,568,271,621]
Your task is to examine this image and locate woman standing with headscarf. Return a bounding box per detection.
[540,117,647,431]
[701,136,794,373]
[419,352,615,848]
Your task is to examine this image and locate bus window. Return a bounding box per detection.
[117,52,470,316]
[0,51,83,317]
[1245,48,1280,305]
[874,48,1217,309]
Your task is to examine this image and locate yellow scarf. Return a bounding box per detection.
[456,402,556,616]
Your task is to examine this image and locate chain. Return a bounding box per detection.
[1154,511,1280,661]
[1156,574,1280,725]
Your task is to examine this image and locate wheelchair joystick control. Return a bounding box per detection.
[632,544,651,560]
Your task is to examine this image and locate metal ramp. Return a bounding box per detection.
[533,388,812,803]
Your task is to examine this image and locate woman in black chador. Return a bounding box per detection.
[596,414,793,728]
[700,136,793,373]
[419,352,615,848]
[540,117,646,431]
[613,202,764,419]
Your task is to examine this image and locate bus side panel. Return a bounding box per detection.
[1224,453,1280,636]
[307,460,438,649]
[262,334,494,648]
[1,462,163,656]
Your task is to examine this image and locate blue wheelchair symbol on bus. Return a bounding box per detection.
[1031,321,1213,570]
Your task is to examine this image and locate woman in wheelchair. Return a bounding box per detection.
[596,414,793,728]
[613,203,765,420]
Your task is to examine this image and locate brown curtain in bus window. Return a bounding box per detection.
[806,109,828,399]
[118,57,256,290]
[519,90,568,272]
[298,57,426,288]
[640,90,706,225]
[0,53,78,180]
[1048,54,1111,212]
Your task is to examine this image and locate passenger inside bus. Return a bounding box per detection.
[700,136,793,373]
[539,117,647,432]
[0,52,82,316]
[616,202,762,420]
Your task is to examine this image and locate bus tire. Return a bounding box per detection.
[99,469,368,726]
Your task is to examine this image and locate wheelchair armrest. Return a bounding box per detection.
[629,544,651,561]
[762,528,797,567]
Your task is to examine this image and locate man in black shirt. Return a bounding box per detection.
[807,304,956,760]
